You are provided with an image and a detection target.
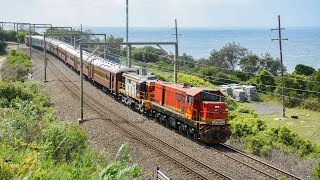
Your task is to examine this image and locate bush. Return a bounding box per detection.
[0,40,7,55]
[230,114,266,137]
[0,81,142,179]
[0,49,31,82]
[250,69,276,92]
[98,143,142,180]
[313,162,320,179]
[43,123,87,162]
[155,73,168,81]
[245,134,272,156]
[177,73,215,88]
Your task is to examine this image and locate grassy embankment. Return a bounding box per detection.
[0,50,142,179]
[253,94,320,144]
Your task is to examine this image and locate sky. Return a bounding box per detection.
[1,0,319,28]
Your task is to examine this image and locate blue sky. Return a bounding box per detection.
[1,0,319,28]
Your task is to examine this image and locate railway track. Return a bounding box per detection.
[27,47,301,180]
[217,143,301,180]
[29,48,231,180]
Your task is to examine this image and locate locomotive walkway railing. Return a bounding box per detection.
[156,167,170,180]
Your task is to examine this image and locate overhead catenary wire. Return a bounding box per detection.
[46,33,320,84]
[80,43,320,95]
[47,36,320,100]
[95,42,320,84]
[84,46,320,97]
[98,50,320,105]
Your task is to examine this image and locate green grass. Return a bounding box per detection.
[259,108,320,144]
[253,93,320,144]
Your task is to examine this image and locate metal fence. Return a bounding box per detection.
[156,167,170,180]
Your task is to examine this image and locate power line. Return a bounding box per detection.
[82,45,320,96]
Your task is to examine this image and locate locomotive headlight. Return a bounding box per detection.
[215,106,220,109]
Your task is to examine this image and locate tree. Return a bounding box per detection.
[105,35,123,63]
[275,73,308,108]
[0,30,17,41]
[0,40,7,55]
[294,64,315,76]
[209,42,248,72]
[239,54,261,74]
[306,68,320,97]
[180,53,196,69]
[252,69,276,92]
[260,53,286,76]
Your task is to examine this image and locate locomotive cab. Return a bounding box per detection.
[198,90,231,143]
[199,91,228,123]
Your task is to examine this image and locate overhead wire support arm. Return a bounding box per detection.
[156,45,175,62]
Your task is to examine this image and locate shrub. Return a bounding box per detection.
[0,49,31,82]
[43,123,88,162]
[155,73,168,81]
[98,143,142,180]
[230,114,266,137]
[313,162,320,179]
[0,40,7,55]
[177,73,215,88]
[245,133,272,156]
[301,98,320,111]
[250,69,276,92]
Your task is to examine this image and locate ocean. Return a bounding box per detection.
[89,27,320,72]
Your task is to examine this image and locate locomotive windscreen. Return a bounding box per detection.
[200,91,222,102]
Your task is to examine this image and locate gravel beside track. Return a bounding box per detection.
[25,46,301,180]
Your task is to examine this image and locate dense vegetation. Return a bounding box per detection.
[0,49,142,179]
[0,82,142,179]
[0,29,30,43]
[0,40,6,55]
[0,49,31,82]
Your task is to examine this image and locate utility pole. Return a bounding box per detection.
[43,34,47,83]
[16,23,19,49]
[126,0,130,67]
[79,44,84,123]
[29,24,32,58]
[271,15,288,118]
[172,19,182,72]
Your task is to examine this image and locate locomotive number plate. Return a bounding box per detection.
[212,119,225,125]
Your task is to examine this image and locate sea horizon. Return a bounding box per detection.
[84,26,320,73]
